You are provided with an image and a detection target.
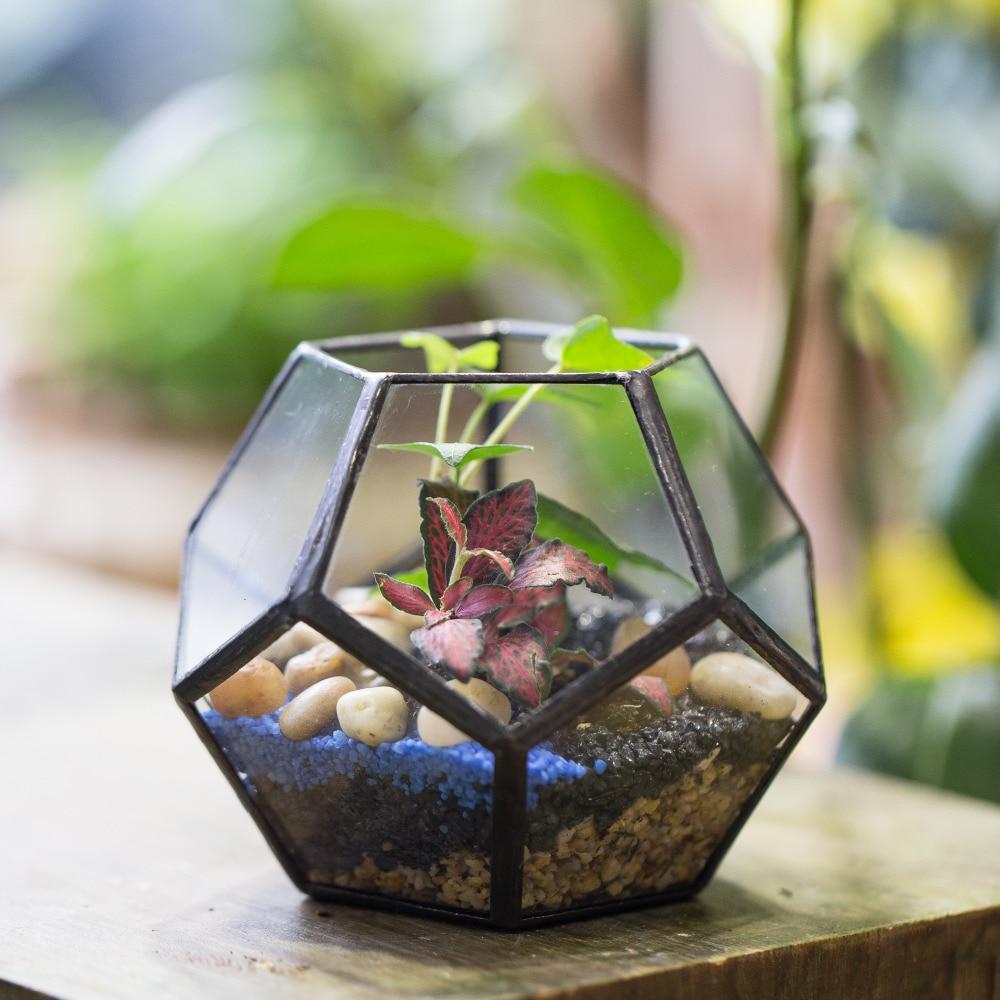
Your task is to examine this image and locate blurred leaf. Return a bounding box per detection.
[273,202,483,291]
[852,30,1000,235]
[543,314,654,372]
[511,166,683,324]
[931,346,1000,598]
[838,667,1000,804]
[475,383,601,413]
[379,441,532,468]
[399,333,498,374]
[536,493,694,587]
[457,341,500,370]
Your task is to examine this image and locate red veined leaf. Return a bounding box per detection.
[420,491,454,606]
[373,572,435,615]
[628,676,672,717]
[528,599,570,650]
[418,478,478,515]
[511,539,613,597]
[479,626,552,707]
[428,496,467,548]
[440,577,474,611]
[465,547,514,579]
[455,585,513,619]
[463,479,537,584]
[412,618,484,681]
[494,584,564,629]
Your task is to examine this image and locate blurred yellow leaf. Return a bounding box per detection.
[870,525,1000,674]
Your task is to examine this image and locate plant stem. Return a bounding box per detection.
[429,359,459,480]
[759,0,815,457]
[448,548,470,587]
[459,363,561,484]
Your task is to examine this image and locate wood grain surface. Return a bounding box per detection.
[2,552,999,999]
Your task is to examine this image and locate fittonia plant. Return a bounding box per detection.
[374,315,663,708]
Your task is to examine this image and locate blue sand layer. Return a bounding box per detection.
[204,710,589,810]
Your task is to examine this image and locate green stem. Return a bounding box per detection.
[429,360,459,480]
[458,363,561,485]
[458,398,491,447]
[759,0,815,457]
[448,548,470,588]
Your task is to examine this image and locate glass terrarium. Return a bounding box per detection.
[173,317,825,929]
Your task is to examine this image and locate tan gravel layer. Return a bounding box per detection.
[316,754,765,914]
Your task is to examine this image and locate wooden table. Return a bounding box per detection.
[3,552,999,999]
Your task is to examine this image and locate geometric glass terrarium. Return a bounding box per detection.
[173,318,825,929]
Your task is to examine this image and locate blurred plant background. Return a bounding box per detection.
[1,0,998,801]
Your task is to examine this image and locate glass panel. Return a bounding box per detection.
[323,381,698,718]
[650,353,818,669]
[521,620,804,915]
[177,359,364,681]
[730,532,819,669]
[199,618,494,914]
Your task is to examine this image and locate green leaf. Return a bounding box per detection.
[535,492,694,588]
[386,565,430,593]
[379,441,533,468]
[400,332,459,373]
[931,346,1000,597]
[457,341,500,370]
[837,667,1000,804]
[272,202,482,291]
[543,315,654,373]
[511,166,683,323]
[474,383,600,411]
[399,333,499,374]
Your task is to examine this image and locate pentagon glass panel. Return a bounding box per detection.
[176,357,364,683]
[323,379,699,715]
[198,619,494,915]
[650,352,820,671]
[176,321,823,929]
[522,619,806,916]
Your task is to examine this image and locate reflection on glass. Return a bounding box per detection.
[178,359,364,679]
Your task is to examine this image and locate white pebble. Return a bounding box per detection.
[209,657,286,719]
[285,641,348,695]
[612,618,691,696]
[337,687,408,746]
[417,679,512,747]
[279,676,356,741]
[690,652,797,720]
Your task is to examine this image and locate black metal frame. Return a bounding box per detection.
[172,320,825,930]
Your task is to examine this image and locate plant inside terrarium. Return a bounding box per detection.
[372,314,674,712]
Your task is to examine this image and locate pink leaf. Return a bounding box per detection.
[495,584,564,629]
[463,480,537,584]
[424,608,451,626]
[420,491,454,606]
[479,626,552,707]
[455,585,513,619]
[373,572,435,615]
[465,548,514,579]
[511,539,612,597]
[411,618,484,681]
[628,675,673,717]
[440,577,474,611]
[428,497,467,549]
[528,600,570,650]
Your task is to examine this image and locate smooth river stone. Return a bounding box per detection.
[285,641,348,696]
[611,618,691,696]
[690,652,797,720]
[279,676,356,741]
[337,687,408,746]
[209,657,286,719]
[416,679,512,747]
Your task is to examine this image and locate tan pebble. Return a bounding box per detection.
[337,686,408,746]
[337,588,425,631]
[279,676,356,741]
[416,678,512,747]
[209,658,286,718]
[342,615,415,682]
[260,622,327,667]
[286,642,348,695]
[690,652,798,720]
[612,618,691,695]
